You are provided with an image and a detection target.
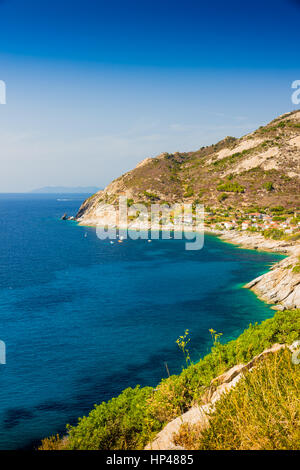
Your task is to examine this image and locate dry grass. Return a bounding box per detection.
[38,434,68,450]
[174,349,300,450]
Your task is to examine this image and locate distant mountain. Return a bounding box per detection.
[77,110,300,221]
[30,186,100,194]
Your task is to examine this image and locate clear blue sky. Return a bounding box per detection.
[0,0,299,191]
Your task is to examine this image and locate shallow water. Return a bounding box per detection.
[0,194,283,449]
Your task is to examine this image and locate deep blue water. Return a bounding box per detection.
[0,194,284,450]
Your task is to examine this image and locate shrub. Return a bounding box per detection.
[263,182,274,191]
[292,257,300,273]
[184,187,194,198]
[67,386,160,450]
[127,198,134,207]
[143,191,160,202]
[176,349,300,450]
[217,182,245,193]
[263,228,285,240]
[218,193,228,202]
[270,206,284,213]
[39,309,300,450]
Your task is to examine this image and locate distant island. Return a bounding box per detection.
[30,186,100,194]
[41,110,300,451]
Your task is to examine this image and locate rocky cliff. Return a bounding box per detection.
[75,110,300,309]
[76,110,300,222]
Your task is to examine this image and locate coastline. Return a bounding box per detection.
[76,215,300,310]
[205,228,300,310]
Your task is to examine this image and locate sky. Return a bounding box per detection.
[0,0,299,192]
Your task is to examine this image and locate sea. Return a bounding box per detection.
[0,193,284,449]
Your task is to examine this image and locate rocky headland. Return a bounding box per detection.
[75,110,300,309]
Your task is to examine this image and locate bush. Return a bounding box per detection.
[263,228,285,240]
[292,257,300,273]
[270,206,284,213]
[40,309,300,450]
[184,187,194,198]
[217,182,245,193]
[127,198,134,207]
[218,193,228,202]
[143,191,160,202]
[263,182,274,191]
[67,386,160,450]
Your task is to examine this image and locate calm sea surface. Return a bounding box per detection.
[0,194,284,449]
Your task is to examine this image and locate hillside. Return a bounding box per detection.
[40,309,300,450]
[30,186,100,194]
[76,110,300,221]
[42,113,300,451]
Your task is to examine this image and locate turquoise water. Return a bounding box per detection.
[0,194,284,449]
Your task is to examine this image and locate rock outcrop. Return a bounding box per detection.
[145,343,299,450]
[205,229,300,309]
[76,111,300,223]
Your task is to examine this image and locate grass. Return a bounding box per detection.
[174,349,300,450]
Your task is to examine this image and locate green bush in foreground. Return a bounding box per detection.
[40,309,300,450]
[175,349,300,450]
[199,350,300,450]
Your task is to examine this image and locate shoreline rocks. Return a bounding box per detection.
[75,204,300,309]
[244,250,300,309]
[145,343,297,450]
[213,229,300,309]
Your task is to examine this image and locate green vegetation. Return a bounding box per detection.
[263,228,285,240]
[127,198,134,207]
[184,187,194,198]
[143,191,160,202]
[217,181,245,193]
[291,216,300,225]
[76,111,300,221]
[270,205,284,213]
[292,256,300,274]
[174,349,300,450]
[218,193,229,202]
[212,149,249,170]
[256,119,300,135]
[263,181,274,191]
[40,309,300,450]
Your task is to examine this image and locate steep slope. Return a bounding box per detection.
[76,110,300,222]
[39,309,300,450]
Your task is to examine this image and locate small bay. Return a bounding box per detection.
[0,194,284,449]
